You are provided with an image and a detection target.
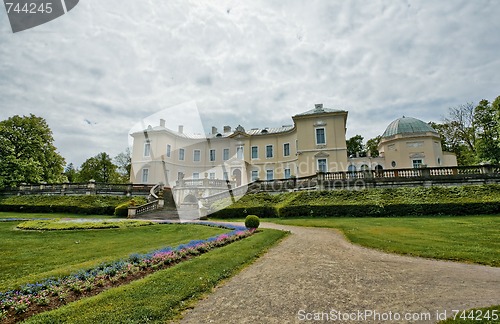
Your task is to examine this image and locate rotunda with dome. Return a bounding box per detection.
[377,116,457,169]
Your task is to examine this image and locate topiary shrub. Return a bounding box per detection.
[245,215,260,229]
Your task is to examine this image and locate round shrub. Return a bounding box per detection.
[245,215,260,229]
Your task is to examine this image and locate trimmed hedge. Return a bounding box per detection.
[114,198,147,217]
[0,195,145,215]
[210,185,500,218]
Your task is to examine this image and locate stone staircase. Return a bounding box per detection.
[135,207,201,221]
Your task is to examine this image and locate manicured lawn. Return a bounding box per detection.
[0,221,227,291]
[23,229,287,323]
[259,216,500,267]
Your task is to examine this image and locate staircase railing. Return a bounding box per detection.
[128,200,160,218]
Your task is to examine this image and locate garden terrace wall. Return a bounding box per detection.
[0,195,142,215]
[211,185,500,218]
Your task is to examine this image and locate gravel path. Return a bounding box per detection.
[179,223,500,323]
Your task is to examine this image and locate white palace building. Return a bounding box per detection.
[129,104,457,188]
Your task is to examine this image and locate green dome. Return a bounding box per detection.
[382,116,437,138]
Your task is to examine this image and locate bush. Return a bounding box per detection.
[0,195,146,215]
[245,215,260,229]
[114,198,147,217]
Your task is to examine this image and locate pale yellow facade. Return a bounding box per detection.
[130,104,349,186]
[130,107,457,185]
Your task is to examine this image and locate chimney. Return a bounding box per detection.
[315,103,323,110]
[211,126,218,134]
[178,125,184,134]
[160,119,165,127]
[223,125,231,133]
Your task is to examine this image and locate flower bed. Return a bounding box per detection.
[16,219,155,230]
[0,221,251,323]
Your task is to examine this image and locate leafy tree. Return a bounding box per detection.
[431,97,500,165]
[429,122,476,166]
[0,114,65,188]
[77,152,119,183]
[63,163,78,183]
[346,135,364,157]
[365,135,381,157]
[114,148,131,183]
[474,98,500,163]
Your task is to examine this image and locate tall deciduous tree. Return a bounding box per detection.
[78,152,119,183]
[0,114,65,188]
[114,148,132,183]
[474,98,500,163]
[346,135,364,157]
[63,163,78,183]
[365,135,382,157]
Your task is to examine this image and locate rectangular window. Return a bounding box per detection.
[283,143,290,157]
[316,128,326,145]
[318,159,327,172]
[192,172,200,179]
[193,149,201,162]
[251,146,258,159]
[223,171,229,180]
[209,149,216,162]
[177,172,183,180]
[284,168,291,179]
[223,148,229,161]
[236,146,244,159]
[209,172,216,179]
[144,142,151,157]
[251,170,259,181]
[179,148,185,161]
[266,169,274,180]
[266,145,273,158]
[166,144,171,157]
[412,159,423,168]
[142,168,149,183]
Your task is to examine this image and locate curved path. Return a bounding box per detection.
[180,223,500,323]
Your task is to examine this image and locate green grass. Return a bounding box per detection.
[260,216,500,267]
[23,229,287,324]
[0,221,227,291]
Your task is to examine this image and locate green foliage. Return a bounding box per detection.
[114,148,132,183]
[474,98,500,163]
[365,135,381,157]
[0,114,65,188]
[63,163,78,183]
[16,219,154,230]
[210,192,291,218]
[244,215,260,229]
[433,96,500,165]
[23,229,287,324]
[114,198,146,217]
[0,195,144,215]
[77,152,120,183]
[346,134,364,156]
[212,185,500,218]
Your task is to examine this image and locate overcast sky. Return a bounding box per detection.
[1,1,499,166]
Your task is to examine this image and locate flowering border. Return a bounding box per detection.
[0,221,251,322]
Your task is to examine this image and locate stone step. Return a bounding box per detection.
[135,208,202,221]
